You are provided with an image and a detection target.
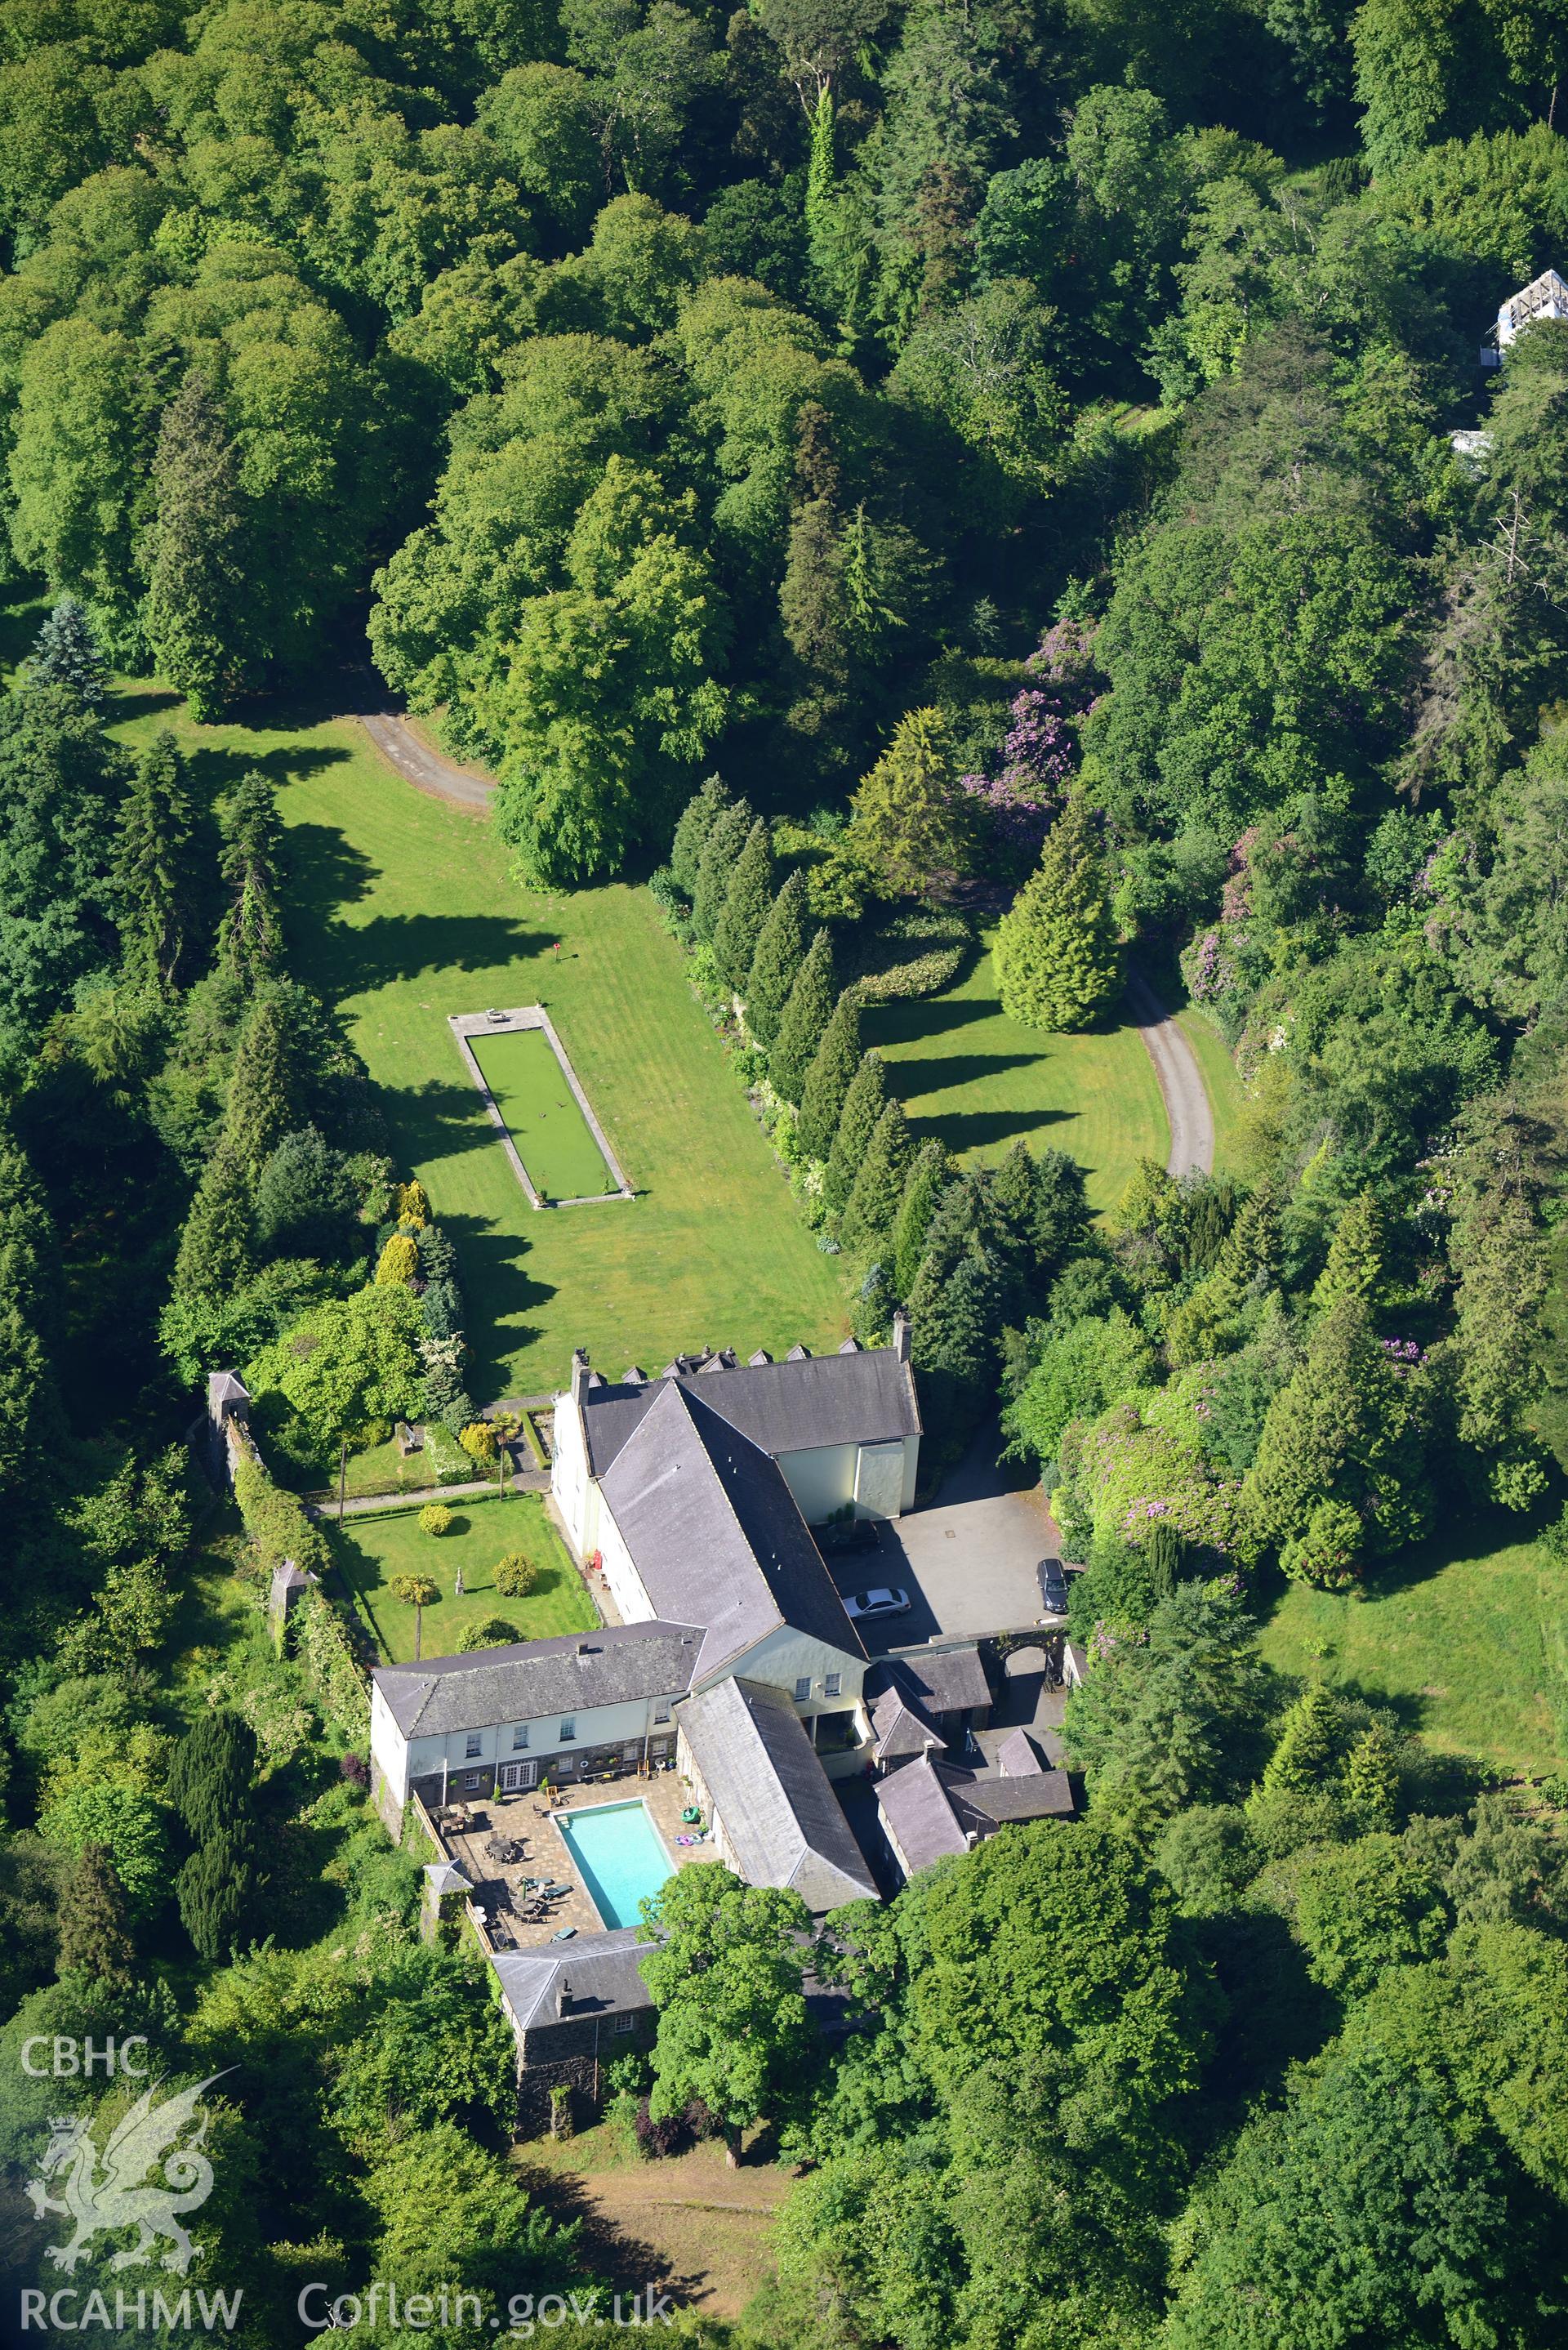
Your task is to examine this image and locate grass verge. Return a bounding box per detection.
[1257,1519,1568,1778]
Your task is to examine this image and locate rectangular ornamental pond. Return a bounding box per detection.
[557,1799,675,1930]
[467,1023,624,1205]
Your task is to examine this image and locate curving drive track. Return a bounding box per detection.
[354,716,1217,1180]
[1125,966,1214,1178]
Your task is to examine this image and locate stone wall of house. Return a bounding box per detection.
[515,2013,654,2134]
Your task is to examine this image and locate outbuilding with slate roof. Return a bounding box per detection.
[676,1677,878,1913]
[491,1928,658,2129]
[873,1750,1075,1885]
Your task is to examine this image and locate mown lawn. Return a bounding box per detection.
[863,930,1169,1215]
[1258,1522,1568,1778]
[105,684,849,1399]
[329,1492,596,1664]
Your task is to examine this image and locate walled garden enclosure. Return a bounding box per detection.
[328,1492,596,1664]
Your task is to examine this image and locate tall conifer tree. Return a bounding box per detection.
[823,1049,889,1211]
[714,818,774,994]
[0,1120,63,1498]
[893,1137,949,1297]
[769,928,835,1104]
[841,1097,913,1252]
[224,992,299,1178]
[28,595,106,708]
[746,870,812,1047]
[692,797,755,943]
[670,776,732,895]
[113,730,199,990]
[57,1844,134,1986]
[993,800,1121,1030]
[216,772,284,989]
[145,372,248,722]
[172,1141,255,1303]
[797,986,863,1161]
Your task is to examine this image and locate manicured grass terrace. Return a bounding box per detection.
[104,685,850,1400]
[864,929,1169,1215]
[467,1023,619,1202]
[328,1492,596,1664]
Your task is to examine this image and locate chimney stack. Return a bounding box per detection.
[892,1308,911,1364]
[570,1349,589,1405]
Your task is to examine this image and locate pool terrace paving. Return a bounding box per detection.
[435,1770,707,1950]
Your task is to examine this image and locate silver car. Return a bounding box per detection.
[844,1586,911,1622]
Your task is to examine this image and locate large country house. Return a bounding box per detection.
[366,1320,1067,2116]
[371,1326,923,1901]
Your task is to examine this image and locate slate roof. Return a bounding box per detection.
[959,1771,1075,1822]
[374,1621,702,1741]
[680,1677,876,1913]
[579,1344,920,1480]
[874,1753,1075,1880]
[492,1928,655,2032]
[874,1756,971,1875]
[997,1728,1044,1777]
[868,1679,944,1764]
[864,1648,991,1764]
[424,1860,471,1897]
[597,1381,865,1683]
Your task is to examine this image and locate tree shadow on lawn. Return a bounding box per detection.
[111,684,182,726]
[303,905,554,1001]
[880,1048,1044,1099]
[865,997,1001,1048]
[374,1074,532,1184]
[439,1207,552,1396]
[911,1104,1072,1155]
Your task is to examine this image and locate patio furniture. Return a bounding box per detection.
[680,1807,702,1824]
[551,1926,577,1941]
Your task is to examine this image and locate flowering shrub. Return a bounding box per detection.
[1061,1373,1256,1563]
[960,689,1073,867]
[1026,616,1102,707]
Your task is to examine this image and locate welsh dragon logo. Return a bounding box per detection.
[24,2072,231,2276]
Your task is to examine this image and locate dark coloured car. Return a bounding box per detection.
[819,1517,883,1555]
[1036,1559,1069,1616]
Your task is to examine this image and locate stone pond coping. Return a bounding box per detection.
[449,1006,634,1211]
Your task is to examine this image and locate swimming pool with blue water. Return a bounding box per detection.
[558,1800,676,1929]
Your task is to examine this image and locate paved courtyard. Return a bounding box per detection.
[434,1769,706,1951]
[826,1420,1061,1655]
